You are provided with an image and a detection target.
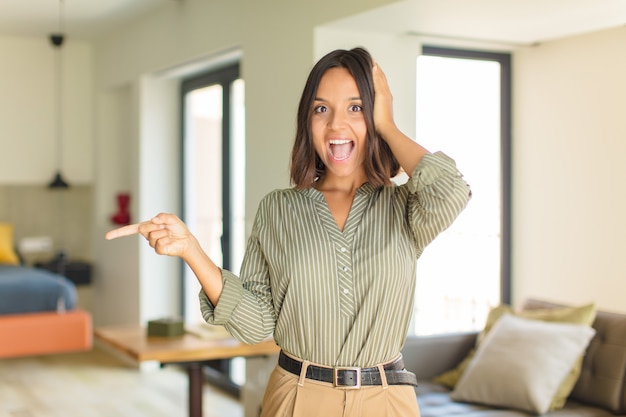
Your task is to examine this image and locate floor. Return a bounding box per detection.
[0,348,242,417]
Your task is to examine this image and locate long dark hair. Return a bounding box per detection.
[289,47,400,188]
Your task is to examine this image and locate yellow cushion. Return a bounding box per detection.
[433,302,597,410]
[0,223,20,265]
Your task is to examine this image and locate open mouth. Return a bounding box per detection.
[328,139,354,161]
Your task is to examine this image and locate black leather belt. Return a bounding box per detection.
[278,351,418,388]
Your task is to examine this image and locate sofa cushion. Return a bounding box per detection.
[417,381,621,417]
[569,309,626,414]
[418,382,525,417]
[434,302,597,410]
[0,223,20,265]
[449,314,596,414]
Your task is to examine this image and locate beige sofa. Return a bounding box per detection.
[401,300,626,416]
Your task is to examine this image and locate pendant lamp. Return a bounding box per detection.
[48,0,69,189]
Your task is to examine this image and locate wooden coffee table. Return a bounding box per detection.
[95,324,279,417]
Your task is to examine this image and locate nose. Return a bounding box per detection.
[328,110,346,130]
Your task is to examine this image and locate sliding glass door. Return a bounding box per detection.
[411,46,511,336]
[181,63,246,393]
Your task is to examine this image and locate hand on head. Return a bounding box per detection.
[371,61,396,137]
[105,213,193,258]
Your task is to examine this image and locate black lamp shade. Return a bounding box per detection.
[48,171,70,189]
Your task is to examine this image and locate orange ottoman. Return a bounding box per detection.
[0,309,92,358]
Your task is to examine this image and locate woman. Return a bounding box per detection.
[106,47,471,416]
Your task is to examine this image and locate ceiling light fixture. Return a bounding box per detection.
[48,0,69,189]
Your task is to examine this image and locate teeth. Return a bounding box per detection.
[330,139,351,145]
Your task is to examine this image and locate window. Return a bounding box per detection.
[181,64,245,324]
[180,63,246,393]
[410,46,511,336]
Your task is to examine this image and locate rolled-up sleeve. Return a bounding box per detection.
[405,151,471,251]
[198,198,277,344]
[198,270,243,324]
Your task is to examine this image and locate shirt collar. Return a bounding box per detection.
[297,182,377,201]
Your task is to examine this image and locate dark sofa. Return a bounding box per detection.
[401,300,626,416]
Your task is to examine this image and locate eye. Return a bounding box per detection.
[349,104,363,112]
[313,105,328,113]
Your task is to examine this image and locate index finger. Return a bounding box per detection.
[105,223,141,240]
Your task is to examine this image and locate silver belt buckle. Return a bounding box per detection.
[333,366,361,389]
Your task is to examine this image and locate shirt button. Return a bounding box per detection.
[340,247,347,252]
[343,288,349,294]
[342,266,348,272]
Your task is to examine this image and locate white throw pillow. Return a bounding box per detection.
[450,313,596,414]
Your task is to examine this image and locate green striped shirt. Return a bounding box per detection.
[200,151,471,367]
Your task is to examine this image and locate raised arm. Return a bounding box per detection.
[106,213,224,305]
[372,62,429,175]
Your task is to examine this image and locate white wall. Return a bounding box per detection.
[512,26,626,313]
[0,34,94,267]
[137,75,181,323]
[92,84,139,325]
[0,35,93,185]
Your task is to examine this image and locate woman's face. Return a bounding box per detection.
[311,67,367,183]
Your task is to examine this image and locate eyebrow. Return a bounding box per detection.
[313,96,362,101]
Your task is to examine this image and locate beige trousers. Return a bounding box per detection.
[259,365,421,417]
